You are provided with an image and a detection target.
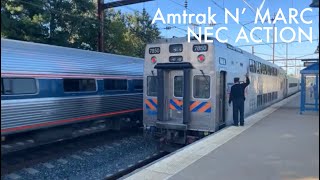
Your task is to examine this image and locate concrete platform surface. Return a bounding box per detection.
[125,93,319,180]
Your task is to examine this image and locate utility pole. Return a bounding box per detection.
[272,14,276,64]
[294,58,297,76]
[97,0,154,52]
[252,46,254,55]
[286,43,288,74]
[97,0,104,52]
[185,0,188,34]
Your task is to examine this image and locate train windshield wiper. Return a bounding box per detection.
[200,70,210,90]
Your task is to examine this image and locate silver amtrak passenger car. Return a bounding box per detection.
[143,36,299,148]
[1,39,144,143]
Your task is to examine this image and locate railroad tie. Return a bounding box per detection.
[57,159,68,164]
[93,148,103,152]
[83,151,93,156]
[16,142,25,146]
[7,173,21,180]
[71,155,83,160]
[24,168,39,175]
[43,163,54,169]
[2,145,12,149]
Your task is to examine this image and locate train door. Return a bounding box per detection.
[168,70,184,123]
[219,71,226,127]
[155,63,192,125]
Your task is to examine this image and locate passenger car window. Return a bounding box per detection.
[1,78,37,95]
[64,79,96,92]
[104,79,127,91]
[262,64,267,75]
[147,76,158,96]
[174,76,183,97]
[193,75,210,99]
[267,66,272,75]
[249,59,256,73]
[256,62,261,74]
[133,80,143,90]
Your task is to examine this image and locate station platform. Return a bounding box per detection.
[124,93,319,180]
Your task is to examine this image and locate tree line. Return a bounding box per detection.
[1,0,160,58]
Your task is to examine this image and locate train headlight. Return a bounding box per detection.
[197,54,205,63]
[151,56,157,64]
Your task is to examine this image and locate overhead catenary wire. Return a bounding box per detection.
[236,39,319,47]
[210,0,286,57]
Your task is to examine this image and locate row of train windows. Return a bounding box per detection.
[147,75,210,99]
[257,92,278,107]
[1,78,143,95]
[289,83,298,88]
[249,59,278,76]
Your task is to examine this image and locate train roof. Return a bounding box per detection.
[150,36,284,70]
[1,39,144,77]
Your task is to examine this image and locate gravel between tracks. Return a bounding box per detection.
[1,131,158,180]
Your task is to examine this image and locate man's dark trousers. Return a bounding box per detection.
[232,98,245,125]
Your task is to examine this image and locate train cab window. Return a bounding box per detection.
[249,59,256,73]
[133,80,143,90]
[1,78,37,95]
[104,79,127,91]
[64,79,96,92]
[147,76,158,96]
[174,76,184,97]
[193,75,210,99]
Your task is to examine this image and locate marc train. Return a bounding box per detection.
[143,36,300,148]
[1,39,144,142]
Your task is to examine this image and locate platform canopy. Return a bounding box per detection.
[300,63,319,74]
[300,62,319,113]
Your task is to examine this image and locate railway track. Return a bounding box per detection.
[1,130,164,180]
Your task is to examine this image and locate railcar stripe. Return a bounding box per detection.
[1,108,142,133]
[205,107,211,113]
[169,104,176,110]
[149,99,158,108]
[198,102,211,113]
[173,99,183,106]
[170,99,182,111]
[191,102,206,112]
[190,101,201,111]
[152,99,158,104]
[145,100,155,110]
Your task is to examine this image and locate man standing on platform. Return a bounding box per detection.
[229,73,250,126]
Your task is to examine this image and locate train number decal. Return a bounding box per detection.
[193,44,208,52]
[149,47,160,54]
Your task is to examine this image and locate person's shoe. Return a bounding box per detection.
[240,123,244,126]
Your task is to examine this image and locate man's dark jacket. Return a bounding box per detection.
[229,77,250,104]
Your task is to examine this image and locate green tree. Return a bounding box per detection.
[1,1,160,57]
[1,0,48,42]
[124,8,160,57]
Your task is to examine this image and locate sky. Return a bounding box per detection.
[108,0,319,76]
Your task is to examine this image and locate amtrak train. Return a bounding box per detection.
[143,36,300,149]
[1,39,144,143]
